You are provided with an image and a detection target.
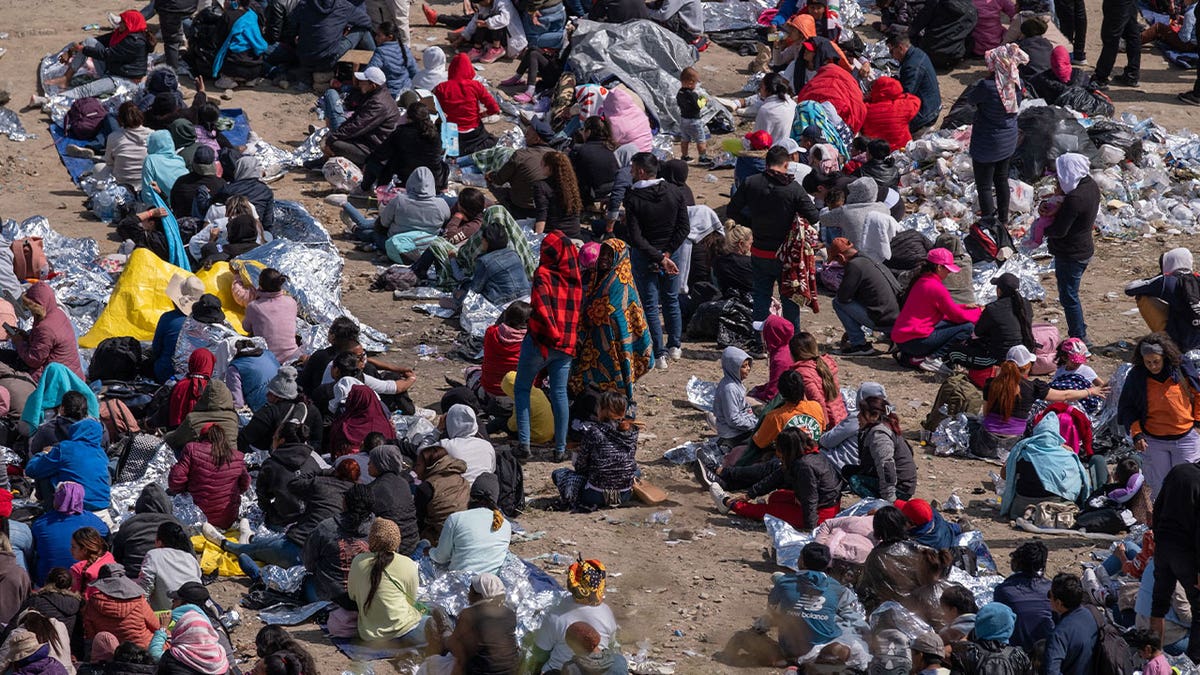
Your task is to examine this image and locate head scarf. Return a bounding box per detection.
[1050,45,1072,84]
[369,444,406,475]
[54,481,85,515]
[413,46,448,90]
[613,143,639,169]
[1055,153,1090,194]
[169,348,215,427]
[809,143,840,173]
[167,611,229,675]
[529,231,583,357]
[368,518,402,553]
[328,384,393,457]
[20,362,98,430]
[1163,247,1194,275]
[142,129,189,201]
[568,556,607,606]
[110,9,147,46]
[984,44,1029,114]
[224,214,260,257]
[469,472,506,531]
[90,632,120,662]
[568,239,654,399]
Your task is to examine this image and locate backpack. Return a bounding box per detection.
[112,433,169,483]
[88,337,145,383]
[923,373,982,432]
[494,445,525,518]
[100,398,140,448]
[1087,605,1137,675]
[965,220,1015,264]
[1030,323,1061,376]
[11,238,50,281]
[1173,272,1200,332]
[65,97,108,140]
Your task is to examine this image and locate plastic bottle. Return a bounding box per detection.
[647,509,672,524]
[82,23,100,31]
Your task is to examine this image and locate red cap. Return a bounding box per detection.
[894,498,933,527]
[0,489,12,518]
[744,130,773,151]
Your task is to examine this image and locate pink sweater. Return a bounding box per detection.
[243,291,300,363]
[971,0,1016,55]
[890,273,982,344]
[1142,654,1171,675]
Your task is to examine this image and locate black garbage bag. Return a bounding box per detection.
[1012,106,1080,182]
[1055,86,1115,118]
[940,87,975,130]
[717,292,759,353]
[1088,119,1144,164]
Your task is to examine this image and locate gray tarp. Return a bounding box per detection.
[567,19,734,136]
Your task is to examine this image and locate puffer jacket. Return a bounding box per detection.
[415,455,470,544]
[368,41,419,98]
[256,442,321,529]
[814,514,876,564]
[82,592,158,646]
[328,84,401,154]
[112,483,182,577]
[369,469,420,556]
[23,589,85,656]
[82,32,151,80]
[294,0,372,69]
[791,355,848,429]
[167,441,250,529]
[18,283,83,380]
[861,77,922,151]
[798,64,867,133]
[433,54,499,131]
[746,451,843,529]
[286,474,355,547]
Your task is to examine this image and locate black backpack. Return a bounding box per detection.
[495,445,525,518]
[1173,272,1200,332]
[965,220,1016,264]
[88,337,145,383]
[1087,605,1137,675]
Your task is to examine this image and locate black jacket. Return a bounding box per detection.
[569,140,618,204]
[238,400,324,453]
[950,639,1033,675]
[1153,461,1200,552]
[747,452,843,529]
[973,294,1034,362]
[712,254,753,295]
[855,157,900,191]
[910,0,977,62]
[857,424,918,501]
[216,178,275,230]
[368,471,420,555]
[287,474,355,547]
[299,346,337,397]
[450,601,520,675]
[112,484,182,578]
[1044,177,1099,261]
[257,442,322,530]
[83,32,151,80]
[157,650,221,675]
[727,170,820,253]
[265,0,300,42]
[837,254,900,327]
[588,0,650,22]
[170,174,226,219]
[619,180,690,263]
[329,85,401,152]
[368,124,447,192]
[154,0,199,14]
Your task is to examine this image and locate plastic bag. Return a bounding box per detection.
[1088,120,1143,163]
[322,157,363,192]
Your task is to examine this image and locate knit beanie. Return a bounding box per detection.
[894,498,934,527]
[267,365,299,400]
[974,602,1017,642]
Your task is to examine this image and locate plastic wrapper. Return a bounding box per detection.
[393,287,452,300]
[258,600,334,626]
[0,107,33,142]
[107,442,176,526]
[836,498,889,518]
[703,0,773,32]
[459,290,504,338]
[1094,362,1131,439]
[322,157,362,192]
[897,213,939,241]
[764,514,814,571]
[262,563,308,593]
[173,320,241,377]
[947,566,1005,607]
[932,413,970,457]
[418,552,564,640]
[955,530,997,573]
[663,439,717,465]
[838,0,865,28]
[0,447,18,467]
[686,376,716,412]
[868,601,932,643]
[172,493,207,531]
[841,386,859,418]
[972,253,1047,305]
[87,179,135,222]
[493,125,526,151]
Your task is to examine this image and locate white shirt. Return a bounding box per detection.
[534,600,619,672]
[756,97,798,146]
[1054,364,1098,382]
[321,363,400,395]
[440,437,497,484]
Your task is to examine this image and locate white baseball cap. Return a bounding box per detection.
[1006,344,1036,367]
[354,66,387,86]
[773,138,801,155]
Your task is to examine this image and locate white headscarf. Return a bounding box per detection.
[1055,153,1091,194]
[1163,247,1194,275]
[413,47,448,91]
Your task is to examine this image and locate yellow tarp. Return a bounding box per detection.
[190,533,245,577]
[79,249,246,348]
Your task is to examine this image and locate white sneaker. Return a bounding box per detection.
[200,522,225,546]
[709,483,730,514]
[237,518,252,544]
[325,193,349,207]
[214,76,237,90]
[668,347,683,361]
[656,357,669,371]
[919,357,945,374]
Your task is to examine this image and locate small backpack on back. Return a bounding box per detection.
[494,445,525,518]
[11,238,50,281]
[65,97,109,140]
[1031,323,1061,376]
[1087,604,1137,675]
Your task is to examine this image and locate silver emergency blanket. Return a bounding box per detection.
[686,376,715,412]
[956,530,998,573]
[108,442,175,526]
[244,133,301,181]
[767,498,889,570]
[289,127,330,166]
[84,178,135,221]
[663,438,718,464]
[932,413,970,457]
[263,563,309,593]
[947,565,1005,607]
[268,200,333,245]
[459,291,521,339]
[972,253,1048,305]
[869,601,931,653]
[418,552,565,640]
[172,493,207,531]
[414,304,455,318]
[1094,362,1131,439]
[39,46,142,126]
[703,0,772,34]
[392,414,439,448]
[567,20,734,136]
[0,107,32,142]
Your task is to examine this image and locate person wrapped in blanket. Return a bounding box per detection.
[28,10,154,111]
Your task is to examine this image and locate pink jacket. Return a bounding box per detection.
[747,315,794,401]
[814,515,876,564]
[19,282,84,380]
[791,355,847,429]
[243,291,300,363]
[890,273,982,344]
[601,89,653,152]
[971,0,1017,55]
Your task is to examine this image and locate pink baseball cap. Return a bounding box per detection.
[1060,337,1091,364]
[926,247,961,273]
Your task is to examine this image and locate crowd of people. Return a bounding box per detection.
[5,0,1200,669]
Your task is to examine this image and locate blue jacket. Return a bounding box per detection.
[769,570,850,658]
[152,309,187,383]
[910,510,961,550]
[30,511,109,585]
[992,572,1054,652]
[295,0,372,69]
[25,419,111,512]
[470,248,532,306]
[213,9,269,78]
[771,0,800,25]
[898,46,941,129]
[1000,415,1090,518]
[1044,605,1097,675]
[369,41,419,98]
[967,78,1019,163]
[230,349,281,411]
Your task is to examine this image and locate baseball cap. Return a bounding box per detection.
[773,137,801,155]
[828,237,856,261]
[354,66,387,86]
[1061,337,1091,364]
[744,130,773,151]
[990,272,1019,293]
[1006,344,1036,367]
[169,581,211,605]
[0,489,11,518]
[926,247,961,274]
[894,498,933,527]
[911,631,944,658]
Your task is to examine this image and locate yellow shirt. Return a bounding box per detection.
[500,371,554,443]
[347,552,422,641]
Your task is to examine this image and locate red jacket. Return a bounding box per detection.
[798,63,867,133]
[861,77,922,151]
[481,324,525,397]
[168,441,250,529]
[433,54,500,132]
[83,592,158,646]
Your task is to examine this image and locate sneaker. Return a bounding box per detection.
[325,193,349,207]
[668,346,682,361]
[465,47,483,62]
[1112,73,1139,87]
[838,343,876,357]
[1070,52,1087,65]
[65,144,96,159]
[214,76,238,89]
[655,356,669,371]
[553,448,568,462]
[696,155,714,167]
[1089,76,1109,91]
[681,155,694,162]
[919,356,945,373]
[1179,91,1200,106]
[693,458,717,488]
[422,3,438,25]
[513,91,535,104]
[512,444,531,459]
[237,518,252,544]
[201,522,225,547]
[499,74,526,87]
[709,483,730,514]
[479,46,506,63]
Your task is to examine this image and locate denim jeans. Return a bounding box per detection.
[896,320,974,358]
[1101,540,1141,576]
[335,30,376,64]
[228,535,302,582]
[832,298,876,347]
[629,247,682,357]
[1054,256,1089,340]
[514,334,572,452]
[522,3,566,48]
[341,204,386,249]
[750,256,800,327]
[322,89,348,130]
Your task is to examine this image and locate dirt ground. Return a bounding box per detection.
[0,0,1196,671]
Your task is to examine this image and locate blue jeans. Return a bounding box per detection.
[832,298,876,347]
[522,3,566,48]
[341,204,386,249]
[1055,256,1089,340]
[897,320,974,358]
[750,256,800,328]
[322,89,348,130]
[227,536,302,582]
[629,248,683,357]
[1101,540,1141,576]
[514,334,571,452]
[335,30,376,64]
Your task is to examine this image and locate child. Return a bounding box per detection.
[367,22,419,98]
[747,315,795,402]
[1127,628,1171,675]
[676,67,712,165]
[552,391,640,509]
[451,0,526,63]
[714,347,757,450]
[560,621,628,675]
[1049,337,1105,415]
[474,301,531,431]
[1024,193,1062,248]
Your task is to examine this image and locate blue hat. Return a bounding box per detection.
[974,603,1016,642]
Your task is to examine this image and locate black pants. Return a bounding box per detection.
[719,458,780,491]
[1151,544,1200,664]
[330,140,369,168]
[972,157,1011,224]
[944,339,1001,369]
[437,14,471,28]
[516,49,554,86]
[1055,0,1088,57]
[1094,0,1142,82]
[160,10,190,71]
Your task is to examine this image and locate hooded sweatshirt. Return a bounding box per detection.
[26,419,110,511]
[18,284,84,380]
[112,484,183,578]
[715,347,757,440]
[380,166,451,238]
[440,405,497,483]
[367,447,420,555]
[412,47,448,90]
[416,454,471,544]
[747,316,795,401]
[163,380,240,451]
[105,124,152,186]
[30,483,108,585]
[861,77,922,151]
[255,442,321,528]
[140,130,189,201]
[434,54,500,132]
[599,89,653,152]
[999,414,1090,517]
[819,177,890,249]
[619,177,691,264]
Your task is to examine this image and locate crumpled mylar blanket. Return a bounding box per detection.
[262,562,308,593]
[767,498,891,569]
[947,565,1005,607]
[459,290,520,339]
[703,0,773,33]
[1094,362,1131,440]
[259,601,334,626]
[663,438,719,464]
[932,413,970,457]
[686,376,716,412]
[107,442,175,526]
[972,253,1048,305]
[418,552,565,641]
[0,107,33,142]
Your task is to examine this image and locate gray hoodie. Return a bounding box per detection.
[380,166,451,237]
[819,381,886,470]
[820,177,890,249]
[714,347,757,440]
[439,404,496,484]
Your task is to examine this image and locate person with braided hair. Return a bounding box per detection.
[329,519,426,644]
[429,472,512,575]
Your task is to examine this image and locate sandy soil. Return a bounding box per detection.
[0,0,1196,671]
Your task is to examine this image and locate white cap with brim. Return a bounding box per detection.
[354,66,387,86]
[1006,344,1036,367]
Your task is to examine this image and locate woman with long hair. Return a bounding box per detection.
[168,423,251,529]
[69,528,115,600]
[1119,332,1200,494]
[788,332,847,429]
[552,392,641,509]
[570,116,619,209]
[251,626,318,675]
[754,72,798,144]
[137,522,202,611]
[849,396,917,501]
[7,611,71,673]
[363,100,447,192]
[946,272,1035,369]
[333,519,426,645]
[533,152,583,238]
[890,248,982,371]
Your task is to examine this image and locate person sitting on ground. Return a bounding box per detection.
[570,116,619,210]
[214,157,276,231]
[531,557,619,673]
[167,422,250,530]
[789,332,846,431]
[28,10,154,110]
[763,542,861,665]
[425,573,519,673]
[366,445,420,556]
[886,34,941,132]
[414,445,471,544]
[153,275,204,384]
[242,269,300,364]
[945,272,1033,369]
[938,584,978,644]
[438,404,496,484]
[319,67,400,169]
[152,608,230,675]
[909,631,950,675]
[449,0,526,63]
[819,177,889,250]
[487,118,555,219]
[434,53,500,154]
[895,498,962,551]
[998,414,1090,519]
[471,302,529,428]
[532,151,583,238]
[465,217,533,306]
[1128,627,1173,675]
[30,483,108,586]
[224,339,281,411]
[430,472,512,574]
[861,78,922,151]
[170,146,226,219]
[251,410,321,530]
[103,101,152,188]
[992,541,1054,651]
[949,602,1032,674]
[552,392,639,510]
[69,526,117,599]
[714,347,758,450]
[890,248,982,371]
[410,185,488,279]
[559,621,629,675]
[931,233,975,305]
[1,283,84,380]
[13,568,83,657]
[362,99,448,194]
[170,294,240,379]
[370,166,452,262]
[112,484,182,579]
[368,22,419,97]
[328,519,427,645]
[599,88,654,152]
[114,200,175,262]
[164,379,240,452]
[855,506,948,615]
[26,414,110,515]
[136,522,202,612]
[82,564,158,647]
[818,381,885,471]
[168,348,215,428]
[746,316,794,402]
[0,628,69,675]
[846,396,917,501]
[1048,338,1106,415]
[0,531,28,627]
[248,626,318,675]
[296,484,372,603]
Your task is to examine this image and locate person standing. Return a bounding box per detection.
[1043,153,1100,343]
[618,152,689,367]
[1150,460,1200,664]
[727,145,820,329]
[155,0,197,74]
[967,45,1025,228]
[1056,0,1088,63]
[1091,0,1142,89]
[1119,333,1200,494]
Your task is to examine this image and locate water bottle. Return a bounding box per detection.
[647,509,672,525]
[82,23,100,31]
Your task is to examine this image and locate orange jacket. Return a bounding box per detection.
[1131,376,1200,439]
[83,592,158,647]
